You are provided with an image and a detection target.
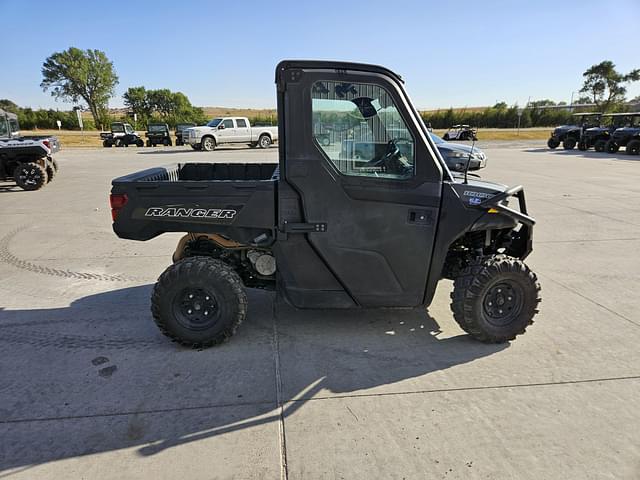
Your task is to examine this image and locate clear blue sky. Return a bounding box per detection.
[2,0,639,111]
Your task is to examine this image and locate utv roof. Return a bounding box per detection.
[0,108,18,120]
[571,112,602,116]
[605,112,640,116]
[451,124,471,128]
[276,60,403,84]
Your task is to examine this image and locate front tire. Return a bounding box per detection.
[626,139,640,155]
[594,139,606,152]
[151,257,247,348]
[547,137,560,149]
[14,162,48,191]
[562,137,576,150]
[201,136,216,151]
[450,255,541,343]
[258,134,272,149]
[605,140,619,153]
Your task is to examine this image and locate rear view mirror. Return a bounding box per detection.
[351,97,381,119]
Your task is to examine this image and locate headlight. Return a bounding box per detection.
[445,151,468,158]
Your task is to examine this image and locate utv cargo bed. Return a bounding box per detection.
[111,162,278,242]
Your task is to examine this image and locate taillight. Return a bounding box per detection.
[109,193,128,221]
[42,140,50,149]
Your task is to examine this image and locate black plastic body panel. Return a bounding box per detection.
[111,163,278,242]
[276,62,446,308]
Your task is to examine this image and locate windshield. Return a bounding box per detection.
[148,124,166,132]
[429,132,445,144]
[206,118,222,128]
[572,115,600,127]
[0,116,8,137]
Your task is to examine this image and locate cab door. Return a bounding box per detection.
[279,67,444,307]
[217,118,235,143]
[234,118,251,142]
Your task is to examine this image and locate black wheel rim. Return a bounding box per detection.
[172,287,219,331]
[482,281,524,326]
[18,166,42,186]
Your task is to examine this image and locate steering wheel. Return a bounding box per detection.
[366,139,400,168]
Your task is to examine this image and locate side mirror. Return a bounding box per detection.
[218,124,225,130]
[351,97,381,119]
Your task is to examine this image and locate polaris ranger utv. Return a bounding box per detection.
[110,60,541,348]
[175,123,196,146]
[577,113,622,152]
[0,108,60,190]
[101,122,144,147]
[604,112,640,155]
[146,123,172,147]
[547,112,602,150]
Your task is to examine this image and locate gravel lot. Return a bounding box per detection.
[1,143,639,479]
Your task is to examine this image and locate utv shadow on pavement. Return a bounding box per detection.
[0,285,506,472]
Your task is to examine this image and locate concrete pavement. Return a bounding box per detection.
[0,144,639,479]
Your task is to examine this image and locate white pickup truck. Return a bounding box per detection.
[183,117,278,151]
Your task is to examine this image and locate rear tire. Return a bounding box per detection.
[146,140,152,147]
[151,257,247,348]
[547,137,560,149]
[443,133,450,141]
[450,255,541,343]
[562,137,576,150]
[163,138,169,146]
[103,140,112,148]
[625,139,640,155]
[577,140,588,151]
[594,139,607,152]
[605,140,619,153]
[191,144,201,150]
[258,134,272,149]
[14,162,48,191]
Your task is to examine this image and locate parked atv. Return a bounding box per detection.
[175,123,196,146]
[110,60,541,348]
[547,112,601,150]
[0,108,60,191]
[146,123,172,147]
[578,113,626,152]
[101,123,144,147]
[604,112,640,155]
[443,124,477,141]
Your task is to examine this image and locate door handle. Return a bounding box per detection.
[407,209,434,225]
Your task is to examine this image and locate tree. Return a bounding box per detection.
[0,99,19,113]
[122,87,206,127]
[41,47,118,128]
[123,86,152,120]
[528,99,556,108]
[580,60,640,111]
